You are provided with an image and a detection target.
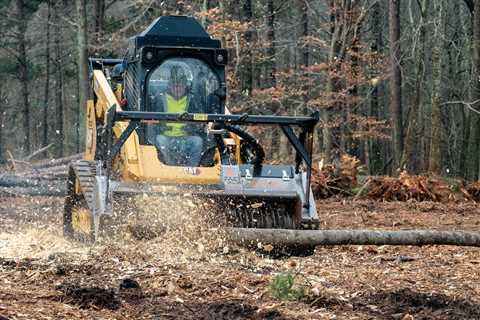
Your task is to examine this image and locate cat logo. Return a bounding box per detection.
[193,113,208,121]
[184,167,201,176]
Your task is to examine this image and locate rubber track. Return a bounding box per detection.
[70,160,97,213]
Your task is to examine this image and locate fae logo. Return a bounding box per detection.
[184,167,201,176]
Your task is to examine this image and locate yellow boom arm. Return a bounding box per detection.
[84,70,143,178]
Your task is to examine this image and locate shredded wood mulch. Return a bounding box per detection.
[1,196,480,319]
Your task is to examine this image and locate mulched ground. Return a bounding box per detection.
[1,195,480,319]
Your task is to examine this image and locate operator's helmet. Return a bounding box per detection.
[169,65,188,87]
[111,63,125,82]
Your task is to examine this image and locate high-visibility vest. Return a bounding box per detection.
[163,94,188,136]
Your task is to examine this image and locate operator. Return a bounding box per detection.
[154,66,203,166]
[111,63,127,107]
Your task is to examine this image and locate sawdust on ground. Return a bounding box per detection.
[0,195,479,319]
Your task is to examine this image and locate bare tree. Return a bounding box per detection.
[0,80,4,163]
[466,0,480,180]
[242,0,254,94]
[54,1,65,158]
[15,0,30,156]
[43,0,52,148]
[93,0,105,46]
[428,0,445,174]
[389,0,403,171]
[266,0,276,88]
[76,0,89,154]
[300,0,309,68]
[367,1,384,174]
[401,0,428,173]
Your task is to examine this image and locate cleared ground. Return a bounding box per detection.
[0,195,479,319]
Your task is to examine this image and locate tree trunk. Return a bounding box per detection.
[266,0,276,88]
[466,0,480,180]
[322,85,333,163]
[242,0,253,94]
[345,37,359,157]
[300,0,309,68]
[54,1,64,158]
[43,0,51,149]
[428,0,444,174]
[0,83,4,164]
[322,0,340,163]
[389,0,403,171]
[401,0,428,173]
[455,1,468,177]
[15,0,30,156]
[93,0,105,48]
[368,1,384,175]
[266,0,279,155]
[228,228,480,247]
[76,0,89,157]
[201,0,210,27]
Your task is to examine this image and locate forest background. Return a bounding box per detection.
[1,0,480,180]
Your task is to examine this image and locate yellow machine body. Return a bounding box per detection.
[63,16,319,245]
[84,70,229,185]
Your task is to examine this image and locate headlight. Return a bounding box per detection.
[214,49,228,65]
[144,50,154,61]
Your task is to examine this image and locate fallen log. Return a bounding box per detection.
[33,164,68,174]
[32,153,82,170]
[0,175,64,188]
[0,186,65,197]
[20,173,68,181]
[227,228,480,247]
[14,166,68,178]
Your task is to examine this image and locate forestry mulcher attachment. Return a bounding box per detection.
[64,16,319,250]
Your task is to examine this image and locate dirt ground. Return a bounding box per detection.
[1,195,480,319]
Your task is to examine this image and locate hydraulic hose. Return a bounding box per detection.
[223,124,265,168]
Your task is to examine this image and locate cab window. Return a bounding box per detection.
[146,57,220,113]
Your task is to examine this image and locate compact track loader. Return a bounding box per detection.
[64,16,319,248]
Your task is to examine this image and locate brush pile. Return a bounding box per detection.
[365,173,451,202]
[311,155,360,199]
[461,181,480,202]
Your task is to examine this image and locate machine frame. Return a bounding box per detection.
[65,16,321,244]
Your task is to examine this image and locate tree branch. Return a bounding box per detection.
[463,0,474,14]
[441,99,480,115]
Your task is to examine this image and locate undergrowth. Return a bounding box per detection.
[269,272,306,301]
